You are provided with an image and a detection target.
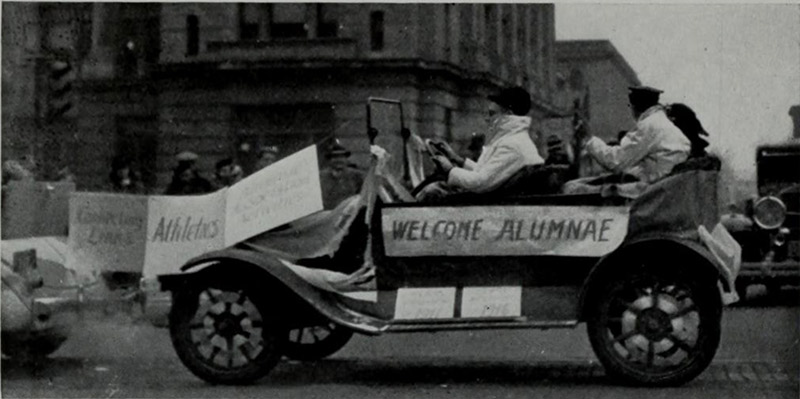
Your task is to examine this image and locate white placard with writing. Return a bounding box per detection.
[225,145,323,245]
[68,146,325,278]
[143,191,227,277]
[67,193,148,273]
[382,206,629,257]
[461,286,521,318]
[394,287,456,320]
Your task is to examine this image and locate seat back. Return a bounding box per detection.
[494,164,571,196]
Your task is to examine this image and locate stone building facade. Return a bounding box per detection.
[2,3,563,191]
[555,40,641,143]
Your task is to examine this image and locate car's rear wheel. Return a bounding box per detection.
[283,322,353,361]
[587,264,721,386]
[169,280,282,385]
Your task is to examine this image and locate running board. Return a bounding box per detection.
[385,319,579,333]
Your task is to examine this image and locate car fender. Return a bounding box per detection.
[160,248,387,335]
[578,235,728,320]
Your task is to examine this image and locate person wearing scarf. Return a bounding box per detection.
[417,86,544,200]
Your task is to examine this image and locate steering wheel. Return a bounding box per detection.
[409,141,450,197]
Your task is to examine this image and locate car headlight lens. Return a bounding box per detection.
[752,196,786,230]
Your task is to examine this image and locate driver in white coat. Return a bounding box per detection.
[418,86,544,200]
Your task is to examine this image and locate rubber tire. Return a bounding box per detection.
[1,331,67,362]
[586,265,722,387]
[283,324,353,361]
[169,281,283,385]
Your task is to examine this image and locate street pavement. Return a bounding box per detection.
[2,288,798,399]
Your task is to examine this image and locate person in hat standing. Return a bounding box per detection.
[164,151,214,195]
[254,145,280,172]
[418,86,544,200]
[213,157,244,189]
[575,86,691,183]
[319,141,365,209]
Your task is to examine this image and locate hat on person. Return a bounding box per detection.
[628,85,663,105]
[488,86,532,116]
[327,141,351,158]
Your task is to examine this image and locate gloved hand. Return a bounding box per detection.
[430,141,465,167]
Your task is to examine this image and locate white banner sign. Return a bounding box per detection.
[67,193,148,273]
[142,191,226,277]
[68,146,324,278]
[382,206,629,257]
[225,145,323,244]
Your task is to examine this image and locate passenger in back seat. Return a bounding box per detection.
[416,86,544,200]
[575,86,691,184]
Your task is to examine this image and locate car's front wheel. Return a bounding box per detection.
[169,279,283,385]
[587,264,722,386]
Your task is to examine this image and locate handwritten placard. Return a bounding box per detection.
[394,287,456,320]
[382,206,629,257]
[67,146,324,278]
[142,191,227,277]
[67,193,148,273]
[461,286,521,318]
[225,145,323,244]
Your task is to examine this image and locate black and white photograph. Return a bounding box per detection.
[1,2,798,398]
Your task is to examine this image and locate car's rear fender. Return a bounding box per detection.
[577,236,728,321]
[158,248,388,335]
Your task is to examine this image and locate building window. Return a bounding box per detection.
[186,15,199,56]
[270,3,308,39]
[444,4,451,60]
[517,9,525,61]
[484,5,497,55]
[116,3,161,77]
[238,3,337,41]
[370,11,384,51]
[502,7,512,59]
[317,4,338,38]
[240,3,262,40]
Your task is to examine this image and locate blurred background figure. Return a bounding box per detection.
[319,140,364,209]
[108,156,145,194]
[254,145,279,172]
[545,134,571,165]
[56,166,76,183]
[164,151,213,195]
[213,157,243,188]
[1,159,36,185]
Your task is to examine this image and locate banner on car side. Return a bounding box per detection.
[381,206,629,257]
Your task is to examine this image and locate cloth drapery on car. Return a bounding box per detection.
[627,169,741,303]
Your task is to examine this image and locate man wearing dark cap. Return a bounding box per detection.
[576,85,691,183]
[420,86,544,199]
[319,140,365,209]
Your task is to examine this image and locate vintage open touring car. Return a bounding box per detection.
[155,98,740,387]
